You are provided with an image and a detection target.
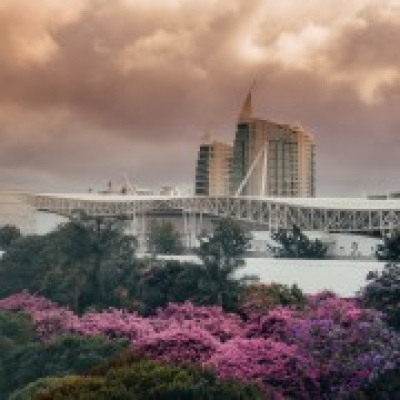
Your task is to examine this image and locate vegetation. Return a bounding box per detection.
[360,231,400,331]
[1,335,128,398]
[9,376,81,400]
[1,218,400,398]
[0,311,36,358]
[0,215,138,313]
[376,230,400,262]
[36,352,264,400]
[238,283,306,319]
[137,261,210,314]
[269,225,328,259]
[0,225,21,251]
[197,218,253,309]
[360,262,400,331]
[2,291,399,399]
[148,220,183,255]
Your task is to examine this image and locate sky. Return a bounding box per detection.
[0,0,399,196]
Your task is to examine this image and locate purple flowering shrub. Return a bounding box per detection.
[206,337,319,399]
[136,325,219,364]
[0,291,78,340]
[1,291,399,399]
[152,301,245,341]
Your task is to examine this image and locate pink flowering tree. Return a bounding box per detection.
[206,337,319,399]
[136,325,220,365]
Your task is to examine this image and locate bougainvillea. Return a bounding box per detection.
[136,325,219,364]
[152,301,245,341]
[206,337,319,399]
[0,291,78,340]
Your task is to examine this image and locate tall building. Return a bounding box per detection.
[195,140,232,196]
[230,89,316,197]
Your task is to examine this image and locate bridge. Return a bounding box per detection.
[27,192,400,234]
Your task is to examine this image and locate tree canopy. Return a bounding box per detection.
[197,218,253,309]
[148,220,183,255]
[0,216,139,313]
[0,225,21,251]
[376,230,400,262]
[269,225,328,259]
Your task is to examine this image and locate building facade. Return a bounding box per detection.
[195,141,232,196]
[230,90,316,197]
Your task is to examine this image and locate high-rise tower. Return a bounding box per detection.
[195,140,232,196]
[230,87,316,197]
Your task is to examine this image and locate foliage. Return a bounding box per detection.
[37,352,264,400]
[0,235,51,298]
[136,260,207,314]
[239,283,306,319]
[360,262,400,330]
[207,337,319,399]
[0,311,36,357]
[376,230,400,261]
[0,215,139,312]
[9,376,81,400]
[148,220,183,254]
[197,218,253,309]
[269,225,328,259]
[2,292,400,399]
[0,335,128,398]
[0,225,21,251]
[353,367,400,399]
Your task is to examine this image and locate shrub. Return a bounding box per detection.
[37,352,264,400]
[239,283,306,319]
[360,263,400,330]
[9,376,81,400]
[1,335,128,398]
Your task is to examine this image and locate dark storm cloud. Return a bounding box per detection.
[0,0,399,195]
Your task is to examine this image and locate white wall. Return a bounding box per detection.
[249,230,381,259]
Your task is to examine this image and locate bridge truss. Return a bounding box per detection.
[28,194,400,233]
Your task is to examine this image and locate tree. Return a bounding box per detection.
[43,215,139,312]
[360,263,400,330]
[197,218,253,309]
[238,283,306,320]
[0,235,50,298]
[148,221,183,255]
[36,352,264,400]
[1,335,128,398]
[0,225,21,251]
[376,230,400,262]
[0,215,139,312]
[269,225,328,259]
[136,260,207,314]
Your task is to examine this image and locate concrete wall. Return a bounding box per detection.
[249,230,381,259]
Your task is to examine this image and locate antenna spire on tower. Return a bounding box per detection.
[239,79,256,122]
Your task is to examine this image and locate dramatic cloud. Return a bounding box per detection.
[0,0,399,195]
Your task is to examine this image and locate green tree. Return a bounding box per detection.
[36,351,264,400]
[1,335,128,398]
[0,311,36,357]
[360,263,400,330]
[148,221,183,255]
[9,376,80,400]
[0,215,139,312]
[269,225,328,259]
[0,235,50,298]
[0,225,21,251]
[42,215,139,312]
[376,230,400,262]
[239,283,306,319]
[137,260,215,315]
[197,218,253,309]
